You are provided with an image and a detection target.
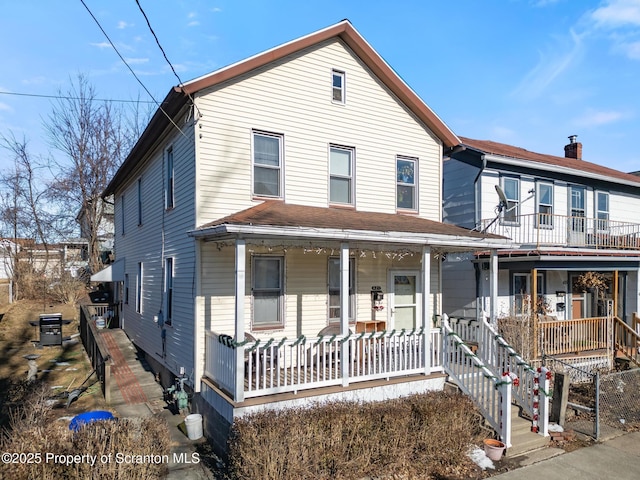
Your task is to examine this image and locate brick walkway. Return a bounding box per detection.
[101,330,149,405]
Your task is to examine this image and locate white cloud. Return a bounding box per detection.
[590,0,640,28]
[572,108,628,127]
[531,0,562,7]
[0,102,12,112]
[117,20,133,29]
[511,29,584,100]
[211,7,222,13]
[91,42,113,49]
[188,21,200,27]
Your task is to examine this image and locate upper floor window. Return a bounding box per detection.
[570,186,586,232]
[166,146,174,209]
[501,177,519,224]
[121,194,125,236]
[329,145,354,205]
[537,182,553,228]
[137,177,143,226]
[252,256,284,328]
[397,156,417,211]
[253,131,282,198]
[596,191,609,231]
[328,257,356,322]
[332,69,345,103]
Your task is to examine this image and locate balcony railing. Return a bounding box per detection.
[480,213,640,249]
[205,329,442,401]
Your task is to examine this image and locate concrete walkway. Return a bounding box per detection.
[492,430,640,479]
[100,329,215,480]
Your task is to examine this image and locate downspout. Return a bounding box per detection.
[473,154,487,228]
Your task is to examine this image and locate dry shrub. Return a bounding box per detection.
[228,390,484,480]
[0,380,171,480]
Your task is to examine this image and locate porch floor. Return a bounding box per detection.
[202,371,447,408]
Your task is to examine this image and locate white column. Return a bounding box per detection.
[422,246,431,374]
[490,250,498,325]
[193,239,203,393]
[340,242,350,386]
[234,239,246,402]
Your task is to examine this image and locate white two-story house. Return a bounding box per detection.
[101,20,508,453]
[443,135,640,327]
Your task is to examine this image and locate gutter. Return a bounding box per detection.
[188,224,513,249]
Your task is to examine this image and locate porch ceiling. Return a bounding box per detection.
[189,201,511,250]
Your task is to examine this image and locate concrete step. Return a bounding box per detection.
[507,405,550,457]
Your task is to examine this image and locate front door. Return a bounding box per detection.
[389,271,420,331]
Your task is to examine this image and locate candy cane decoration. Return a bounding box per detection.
[531,368,541,433]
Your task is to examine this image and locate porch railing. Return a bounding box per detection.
[538,316,612,360]
[205,328,442,400]
[480,213,640,250]
[79,304,112,404]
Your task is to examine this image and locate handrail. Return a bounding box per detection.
[613,317,640,367]
[442,318,513,447]
[79,304,112,404]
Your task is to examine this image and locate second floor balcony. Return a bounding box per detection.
[480,213,640,250]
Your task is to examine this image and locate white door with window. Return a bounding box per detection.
[389,271,421,331]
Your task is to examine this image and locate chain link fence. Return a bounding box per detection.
[542,355,640,440]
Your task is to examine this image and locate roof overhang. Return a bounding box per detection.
[91,258,125,282]
[189,223,512,251]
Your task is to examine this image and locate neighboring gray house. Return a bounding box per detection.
[443,135,640,324]
[99,20,508,453]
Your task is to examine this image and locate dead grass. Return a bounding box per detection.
[227,391,486,480]
[0,380,171,480]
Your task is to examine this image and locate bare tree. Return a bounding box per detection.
[0,134,53,299]
[45,74,139,275]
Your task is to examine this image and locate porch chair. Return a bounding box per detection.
[307,324,354,368]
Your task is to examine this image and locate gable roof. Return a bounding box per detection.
[458,137,640,188]
[104,20,457,196]
[190,201,509,250]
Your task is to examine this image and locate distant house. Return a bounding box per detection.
[443,135,640,324]
[100,20,508,453]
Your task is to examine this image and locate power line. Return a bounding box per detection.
[0,90,155,104]
[134,0,201,118]
[78,0,187,137]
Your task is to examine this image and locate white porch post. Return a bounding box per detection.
[490,249,498,325]
[193,239,203,393]
[340,242,350,387]
[234,239,246,402]
[422,246,431,374]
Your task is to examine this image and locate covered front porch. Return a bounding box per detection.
[190,202,509,404]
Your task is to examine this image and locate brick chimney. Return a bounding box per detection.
[564,135,582,160]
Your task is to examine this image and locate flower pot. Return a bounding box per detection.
[483,438,505,461]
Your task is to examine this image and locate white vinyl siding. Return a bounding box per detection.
[114,121,196,378]
[195,38,442,222]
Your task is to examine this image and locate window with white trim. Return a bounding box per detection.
[537,182,553,227]
[137,177,143,226]
[513,272,544,316]
[124,273,129,304]
[397,156,417,210]
[164,257,174,325]
[332,69,345,103]
[166,146,174,209]
[501,177,520,224]
[253,131,282,197]
[252,257,284,327]
[329,145,354,205]
[570,186,586,232]
[596,191,609,231]
[328,257,356,322]
[136,262,143,314]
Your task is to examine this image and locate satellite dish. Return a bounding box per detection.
[495,185,508,211]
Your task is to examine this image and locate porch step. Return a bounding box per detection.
[507,405,550,458]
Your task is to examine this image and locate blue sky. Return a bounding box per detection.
[1,0,640,174]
